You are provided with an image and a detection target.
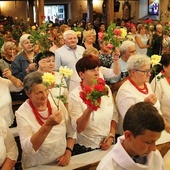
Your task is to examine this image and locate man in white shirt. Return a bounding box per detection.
[55,30,85,87]
[97,102,165,170]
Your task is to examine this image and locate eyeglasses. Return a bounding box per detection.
[134,69,152,75]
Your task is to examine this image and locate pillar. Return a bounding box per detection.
[87,0,93,23]
[106,0,114,26]
[35,0,44,26]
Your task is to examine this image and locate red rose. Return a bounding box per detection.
[146,18,152,24]
[94,84,105,92]
[84,86,92,94]
[41,15,46,19]
[98,78,105,85]
[114,29,122,36]
[126,22,131,27]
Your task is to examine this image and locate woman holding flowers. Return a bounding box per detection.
[135,24,152,55]
[116,54,164,135]
[151,54,170,132]
[68,55,117,155]
[35,51,69,106]
[15,72,76,168]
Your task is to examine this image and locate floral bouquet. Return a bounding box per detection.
[145,18,154,32]
[150,55,163,93]
[42,66,73,109]
[79,78,109,111]
[98,22,127,50]
[27,16,53,52]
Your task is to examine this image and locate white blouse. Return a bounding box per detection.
[151,73,170,123]
[0,77,22,126]
[116,79,161,135]
[68,85,116,149]
[0,117,18,167]
[16,99,76,168]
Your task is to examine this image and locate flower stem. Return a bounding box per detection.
[49,89,59,110]
[154,71,156,93]
[57,75,63,109]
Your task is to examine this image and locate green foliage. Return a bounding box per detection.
[27,23,52,52]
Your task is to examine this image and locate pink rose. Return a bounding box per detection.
[98,32,104,39]
[106,43,114,50]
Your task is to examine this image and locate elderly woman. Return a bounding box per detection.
[0,41,17,76]
[15,72,76,168]
[35,51,68,105]
[151,54,170,130]
[0,68,23,126]
[11,34,37,81]
[0,117,18,170]
[68,55,117,155]
[81,30,99,50]
[116,54,163,134]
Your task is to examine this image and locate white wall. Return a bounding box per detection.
[139,0,148,18]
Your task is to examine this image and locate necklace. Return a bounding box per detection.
[28,99,52,126]
[128,77,148,94]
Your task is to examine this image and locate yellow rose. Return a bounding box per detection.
[120,28,127,39]
[150,55,161,67]
[75,31,81,36]
[59,66,73,78]
[31,26,36,30]
[42,72,55,87]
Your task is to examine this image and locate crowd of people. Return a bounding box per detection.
[0,17,170,170]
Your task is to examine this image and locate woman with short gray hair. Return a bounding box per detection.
[16,71,76,168]
[115,54,165,135]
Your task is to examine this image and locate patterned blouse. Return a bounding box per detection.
[99,52,113,68]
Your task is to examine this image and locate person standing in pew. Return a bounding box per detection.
[97,102,165,170]
[0,116,18,170]
[0,68,23,126]
[15,72,76,169]
[68,56,117,155]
